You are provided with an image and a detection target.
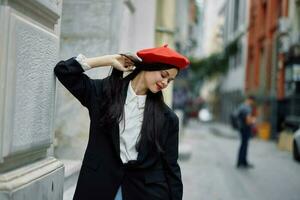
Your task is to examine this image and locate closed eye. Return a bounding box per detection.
[161,71,168,78]
[161,71,175,83]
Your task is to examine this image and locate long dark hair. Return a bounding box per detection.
[99,63,175,153]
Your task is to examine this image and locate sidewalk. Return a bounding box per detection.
[207,121,239,139]
[179,120,300,200]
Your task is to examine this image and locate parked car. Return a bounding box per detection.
[293,128,300,162]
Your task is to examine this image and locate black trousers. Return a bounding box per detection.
[237,127,251,166]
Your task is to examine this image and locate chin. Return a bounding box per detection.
[149,89,159,93]
[149,86,161,93]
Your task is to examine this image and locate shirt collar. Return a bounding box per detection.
[125,81,146,109]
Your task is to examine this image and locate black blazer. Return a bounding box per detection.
[54,58,183,200]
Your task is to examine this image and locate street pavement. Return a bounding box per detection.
[63,120,300,200]
[180,120,300,200]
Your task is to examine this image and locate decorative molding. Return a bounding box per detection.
[7,0,61,29]
[0,148,48,173]
[0,157,63,191]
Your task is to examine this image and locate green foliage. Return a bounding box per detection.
[189,38,239,79]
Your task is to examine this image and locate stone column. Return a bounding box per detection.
[0,0,64,199]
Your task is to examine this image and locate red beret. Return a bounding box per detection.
[136,44,190,69]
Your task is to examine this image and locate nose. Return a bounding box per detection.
[161,79,168,88]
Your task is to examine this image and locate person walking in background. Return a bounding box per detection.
[236,95,256,169]
[54,45,189,200]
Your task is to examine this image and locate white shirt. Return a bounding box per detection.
[119,81,146,163]
[76,54,145,163]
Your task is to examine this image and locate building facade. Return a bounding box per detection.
[0,0,64,199]
[246,0,289,138]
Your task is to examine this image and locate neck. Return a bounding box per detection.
[131,72,148,95]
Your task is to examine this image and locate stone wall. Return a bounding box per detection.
[0,0,64,199]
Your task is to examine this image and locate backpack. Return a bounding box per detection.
[230,108,241,130]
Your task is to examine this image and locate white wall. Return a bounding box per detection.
[119,0,156,53]
[220,0,249,92]
[201,0,226,56]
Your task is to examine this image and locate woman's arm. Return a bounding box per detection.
[54,54,135,109]
[54,57,97,108]
[85,54,135,71]
[246,115,256,125]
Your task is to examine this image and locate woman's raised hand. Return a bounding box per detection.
[110,54,136,72]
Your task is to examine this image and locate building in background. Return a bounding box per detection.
[155,0,177,106]
[192,0,227,119]
[246,0,289,139]
[175,0,199,57]
[201,0,226,57]
[279,0,300,132]
[218,0,249,123]
[173,0,200,122]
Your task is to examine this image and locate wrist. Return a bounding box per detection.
[110,54,122,67]
[76,54,92,71]
[104,54,120,66]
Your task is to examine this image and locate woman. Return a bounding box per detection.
[54,44,189,200]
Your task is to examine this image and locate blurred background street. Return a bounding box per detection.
[1,0,300,199]
[181,120,300,200]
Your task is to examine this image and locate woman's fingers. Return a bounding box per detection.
[124,65,135,71]
[115,62,134,72]
[120,54,136,65]
[124,59,134,66]
[124,61,130,66]
[123,58,135,70]
[114,54,137,72]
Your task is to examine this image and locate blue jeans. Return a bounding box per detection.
[237,127,251,166]
[114,186,122,200]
